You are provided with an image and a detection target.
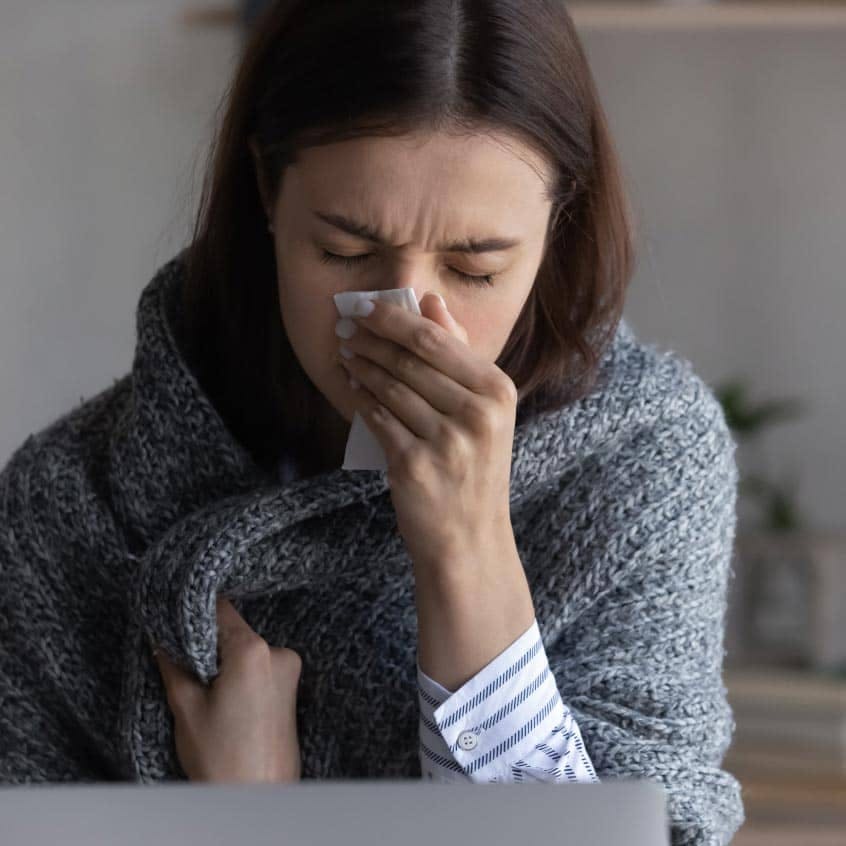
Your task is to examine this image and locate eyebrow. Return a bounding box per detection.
[312,210,522,254]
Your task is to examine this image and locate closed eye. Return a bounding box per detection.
[319,250,496,288]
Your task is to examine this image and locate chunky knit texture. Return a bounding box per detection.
[0,252,745,845]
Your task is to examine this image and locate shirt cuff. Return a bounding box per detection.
[417,617,591,783]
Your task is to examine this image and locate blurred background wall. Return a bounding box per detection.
[0,0,241,464]
[577,8,846,537]
[1,1,844,535]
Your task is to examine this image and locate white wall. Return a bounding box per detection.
[0,0,239,458]
[1,2,843,530]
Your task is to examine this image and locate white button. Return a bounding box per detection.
[457,730,478,750]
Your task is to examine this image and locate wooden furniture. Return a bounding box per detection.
[722,666,846,840]
[725,765,846,844]
[732,823,845,846]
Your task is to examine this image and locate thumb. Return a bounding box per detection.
[421,291,469,345]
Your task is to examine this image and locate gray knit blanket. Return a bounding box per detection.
[0,252,744,845]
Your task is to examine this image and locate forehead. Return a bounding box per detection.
[288,130,554,216]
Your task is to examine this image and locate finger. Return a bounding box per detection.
[339,291,476,428]
[215,594,250,631]
[350,297,492,395]
[153,645,205,713]
[421,291,469,345]
[270,647,303,701]
[215,594,263,663]
[339,345,443,442]
[339,318,466,423]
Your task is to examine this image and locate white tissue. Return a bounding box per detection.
[333,288,422,471]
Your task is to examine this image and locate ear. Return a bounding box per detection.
[249,136,273,222]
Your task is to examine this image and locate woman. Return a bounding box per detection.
[0,1,744,843]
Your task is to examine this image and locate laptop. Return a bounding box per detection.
[0,777,669,845]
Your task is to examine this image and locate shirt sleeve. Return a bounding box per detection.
[417,616,600,784]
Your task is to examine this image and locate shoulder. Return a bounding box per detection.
[5,375,131,471]
[600,320,738,496]
[583,323,740,587]
[1,376,131,552]
[613,319,735,451]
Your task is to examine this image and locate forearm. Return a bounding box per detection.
[413,535,536,692]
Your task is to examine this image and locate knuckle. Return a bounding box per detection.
[281,646,302,668]
[395,350,418,378]
[383,378,405,402]
[412,325,445,355]
[497,373,519,404]
[280,648,303,676]
[440,426,468,466]
[226,627,259,650]
[488,370,517,404]
[237,634,272,666]
[463,397,497,431]
[394,445,428,481]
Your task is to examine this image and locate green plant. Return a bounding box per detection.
[713,379,807,532]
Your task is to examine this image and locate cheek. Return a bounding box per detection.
[281,302,341,373]
[275,268,350,371]
[458,307,520,362]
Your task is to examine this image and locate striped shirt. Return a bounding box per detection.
[278,452,599,785]
[418,617,599,783]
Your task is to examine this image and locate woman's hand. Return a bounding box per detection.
[334,291,518,582]
[152,595,303,783]
[335,292,537,690]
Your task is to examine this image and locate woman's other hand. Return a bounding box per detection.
[152,594,303,783]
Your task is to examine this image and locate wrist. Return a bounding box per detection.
[412,529,520,591]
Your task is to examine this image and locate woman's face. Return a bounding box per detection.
[251,129,555,425]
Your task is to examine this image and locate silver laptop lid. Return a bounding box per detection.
[0,777,668,846]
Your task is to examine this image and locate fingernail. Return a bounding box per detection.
[335,317,357,339]
[434,293,447,311]
[352,299,375,317]
[339,344,355,360]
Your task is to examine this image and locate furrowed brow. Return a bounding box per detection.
[313,210,521,254]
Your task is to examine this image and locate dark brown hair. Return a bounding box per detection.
[180,0,637,477]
